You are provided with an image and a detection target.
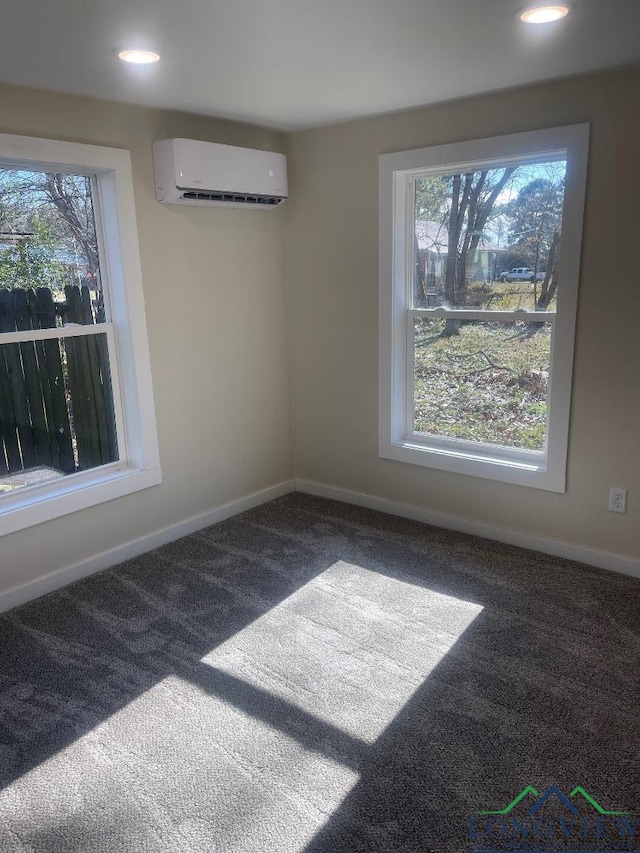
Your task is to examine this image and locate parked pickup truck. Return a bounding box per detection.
[499,267,545,283]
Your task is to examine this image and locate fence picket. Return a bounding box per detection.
[80,285,116,465]
[0,289,36,470]
[64,285,101,470]
[35,288,75,474]
[28,289,61,471]
[0,290,22,473]
[95,292,118,462]
[13,289,53,467]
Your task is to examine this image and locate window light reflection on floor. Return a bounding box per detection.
[201,560,483,743]
[0,561,482,852]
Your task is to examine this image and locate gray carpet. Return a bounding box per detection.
[0,493,638,852]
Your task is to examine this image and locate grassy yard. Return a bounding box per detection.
[413,318,551,450]
[466,280,557,312]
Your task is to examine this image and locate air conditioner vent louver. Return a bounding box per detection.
[181,191,284,206]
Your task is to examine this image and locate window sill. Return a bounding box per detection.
[379,438,566,492]
[0,464,162,537]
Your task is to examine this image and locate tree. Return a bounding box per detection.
[0,169,99,290]
[442,167,515,335]
[505,176,564,296]
[43,173,99,278]
[0,218,65,289]
[415,175,448,222]
[504,174,565,312]
[411,164,565,329]
[536,229,560,311]
[414,176,449,306]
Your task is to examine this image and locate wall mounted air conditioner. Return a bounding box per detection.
[152,138,288,210]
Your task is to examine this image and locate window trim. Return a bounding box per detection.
[0,133,161,535]
[378,124,589,492]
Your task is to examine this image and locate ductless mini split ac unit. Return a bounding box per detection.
[152,138,288,210]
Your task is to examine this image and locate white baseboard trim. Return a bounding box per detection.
[3,475,637,613]
[295,479,640,580]
[0,479,296,613]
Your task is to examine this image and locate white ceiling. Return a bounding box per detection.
[1,0,639,131]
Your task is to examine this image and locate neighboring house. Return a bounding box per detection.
[414,220,505,297]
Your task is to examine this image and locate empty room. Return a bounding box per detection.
[0,2,638,851]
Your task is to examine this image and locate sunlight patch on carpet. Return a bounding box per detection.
[201,560,483,743]
[0,671,361,852]
[0,561,482,852]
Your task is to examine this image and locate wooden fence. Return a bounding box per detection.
[0,285,117,479]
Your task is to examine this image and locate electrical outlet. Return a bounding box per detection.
[608,487,628,514]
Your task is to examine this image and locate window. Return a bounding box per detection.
[0,133,160,535]
[379,125,589,491]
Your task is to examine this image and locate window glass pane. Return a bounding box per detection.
[0,168,103,326]
[413,160,566,312]
[0,332,118,495]
[413,318,552,450]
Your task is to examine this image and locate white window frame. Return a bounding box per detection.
[0,133,161,535]
[379,124,589,492]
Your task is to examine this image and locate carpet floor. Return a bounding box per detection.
[0,493,638,852]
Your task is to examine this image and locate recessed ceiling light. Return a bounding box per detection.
[520,5,571,23]
[117,49,160,64]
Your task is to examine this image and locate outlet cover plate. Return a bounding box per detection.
[608,487,628,514]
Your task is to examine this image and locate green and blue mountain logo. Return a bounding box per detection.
[476,785,633,817]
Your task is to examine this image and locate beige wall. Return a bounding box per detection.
[284,67,640,561]
[0,83,294,595]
